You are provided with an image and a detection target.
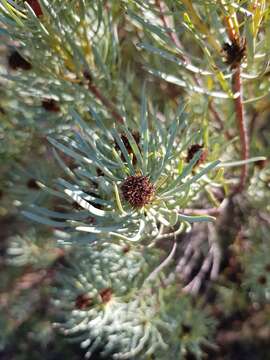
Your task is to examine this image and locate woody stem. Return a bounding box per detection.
[232,66,249,192]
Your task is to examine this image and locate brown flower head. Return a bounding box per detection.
[265,264,270,273]
[8,51,32,71]
[186,144,207,165]
[254,159,267,169]
[27,178,41,190]
[121,175,155,208]
[26,0,43,17]
[75,293,93,310]
[257,275,267,285]
[115,131,140,164]
[223,38,246,68]
[99,288,113,303]
[42,98,60,112]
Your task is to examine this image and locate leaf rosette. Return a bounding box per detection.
[24,98,220,243]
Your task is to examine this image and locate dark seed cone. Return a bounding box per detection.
[121,175,155,208]
[115,131,140,164]
[222,38,246,69]
[257,275,267,285]
[8,51,32,71]
[186,144,207,165]
[26,0,43,17]
[265,264,270,273]
[42,98,60,112]
[26,178,41,190]
[75,294,92,310]
[99,288,113,303]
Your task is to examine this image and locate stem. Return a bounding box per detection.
[84,71,124,124]
[223,13,249,192]
[87,82,124,124]
[232,66,249,192]
[209,101,233,140]
[224,15,239,41]
[144,241,177,283]
[182,207,221,216]
[155,0,185,56]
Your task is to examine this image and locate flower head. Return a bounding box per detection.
[223,37,246,68]
[24,100,220,243]
[121,175,155,208]
[53,242,215,359]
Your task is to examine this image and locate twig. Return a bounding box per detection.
[209,101,233,140]
[144,240,177,283]
[182,207,221,216]
[182,251,213,294]
[155,0,184,55]
[232,67,249,192]
[182,199,228,217]
[84,72,124,124]
[0,248,65,309]
[180,223,221,294]
[176,242,194,273]
[182,249,201,280]
[208,223,221,280]
[223,16,249,193]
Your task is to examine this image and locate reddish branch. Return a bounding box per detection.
[232,67,249,193]
[83,71,124,124]
[223,17,249,193]
[0,248,65,309]
[87,82,124,124]
[183,207,221,216]
[209,101,233,140]
[155,0,184,56]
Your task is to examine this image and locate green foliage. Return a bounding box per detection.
[242,225,270,303]
[127,0,270,99]
[53,242,215,359]
[6,228,58,267]
[23,104,220,243]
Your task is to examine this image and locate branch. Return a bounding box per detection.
[182,223,221,294]
[155,0,185,56]
[209,101,233,140]
[84,72,124,124]
[182,207,221,216]
[144,240,177,283]
[223,13,249,193]
[182,199,228,217]
[0,248,65,309]
[232,66,249,192]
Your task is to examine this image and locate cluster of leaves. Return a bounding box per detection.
[53,243,215,359]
